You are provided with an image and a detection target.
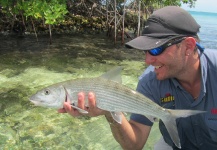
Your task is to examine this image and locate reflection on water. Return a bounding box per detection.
[0,33,160,150]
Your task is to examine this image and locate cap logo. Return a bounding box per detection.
[155,40,161,45]
[144,25,149,28]
[167,43,172,46]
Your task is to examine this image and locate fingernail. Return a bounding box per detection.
[78,93,83,100]
[88,92,94,99]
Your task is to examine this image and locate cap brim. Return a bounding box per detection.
[125,35,185,50]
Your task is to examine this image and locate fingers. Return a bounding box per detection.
[58,91,105,117]
[77,92,86,110]
[88,92,96,109]
[58,92,84,117]
[58,108,66,113]
[87,92,105,117]
[58,101,80,117]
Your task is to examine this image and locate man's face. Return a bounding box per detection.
[145,41,187,80]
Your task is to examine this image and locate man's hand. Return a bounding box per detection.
[58,92,106,117]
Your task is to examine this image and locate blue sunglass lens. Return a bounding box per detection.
[147,37,187,56]
[149,47,164,56]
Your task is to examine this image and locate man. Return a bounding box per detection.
[58,6,217,149]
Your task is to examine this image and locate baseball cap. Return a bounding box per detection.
[125,6,201,50]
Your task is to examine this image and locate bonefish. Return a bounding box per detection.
[30,66,205,148]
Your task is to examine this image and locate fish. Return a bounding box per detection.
[30,66,205,149]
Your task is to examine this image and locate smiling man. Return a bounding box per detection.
[59,6,217,150]
[125,6,217,150]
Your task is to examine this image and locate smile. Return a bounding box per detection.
[155,65,163,69]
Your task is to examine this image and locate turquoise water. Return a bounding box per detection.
[189,11,217,49]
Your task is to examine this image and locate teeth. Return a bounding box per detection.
[155,66,162,69]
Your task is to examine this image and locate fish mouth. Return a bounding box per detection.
[29,99,42,106]
[29,99,38,104]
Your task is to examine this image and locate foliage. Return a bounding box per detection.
[0,0,68,28]
[21,0,45,19]
[182,0,197,7]
[162,0,196,7]
[0,0,197,34]
[21,0,67,24]
[43,0,68,25]
[0,0,19,18]
[140,0,196,7]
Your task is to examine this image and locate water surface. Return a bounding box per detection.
[0,33,160,150]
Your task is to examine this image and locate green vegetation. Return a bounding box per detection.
[0,0,197,35]
[0,0,67,26]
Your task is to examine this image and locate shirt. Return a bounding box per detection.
[130,49,217,150]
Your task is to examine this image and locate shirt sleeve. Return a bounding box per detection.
[130,113,153,126]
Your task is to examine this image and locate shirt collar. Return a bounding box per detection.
[171,50,207,94]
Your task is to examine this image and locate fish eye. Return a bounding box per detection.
[44,89,50,95]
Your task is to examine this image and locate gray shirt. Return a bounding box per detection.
[131,49,217,149]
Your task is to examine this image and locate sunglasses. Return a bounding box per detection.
[148,37,186,56]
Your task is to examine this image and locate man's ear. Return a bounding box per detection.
[184,37,196,55]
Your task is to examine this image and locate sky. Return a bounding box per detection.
[181,0,217,13]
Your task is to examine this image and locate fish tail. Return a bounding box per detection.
[161,109,205,149]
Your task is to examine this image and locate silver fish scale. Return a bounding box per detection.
[62,77,169,119]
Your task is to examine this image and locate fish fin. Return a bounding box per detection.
[62,86,70,103]
[161,115,181,149]
[71,104,89,114]
[63,86,88,114]
[110,112,122,124]
[62,86,74,111]
[100,66,122,83]
[162,109,205,149]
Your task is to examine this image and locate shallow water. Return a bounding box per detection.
[0,33,160,149]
